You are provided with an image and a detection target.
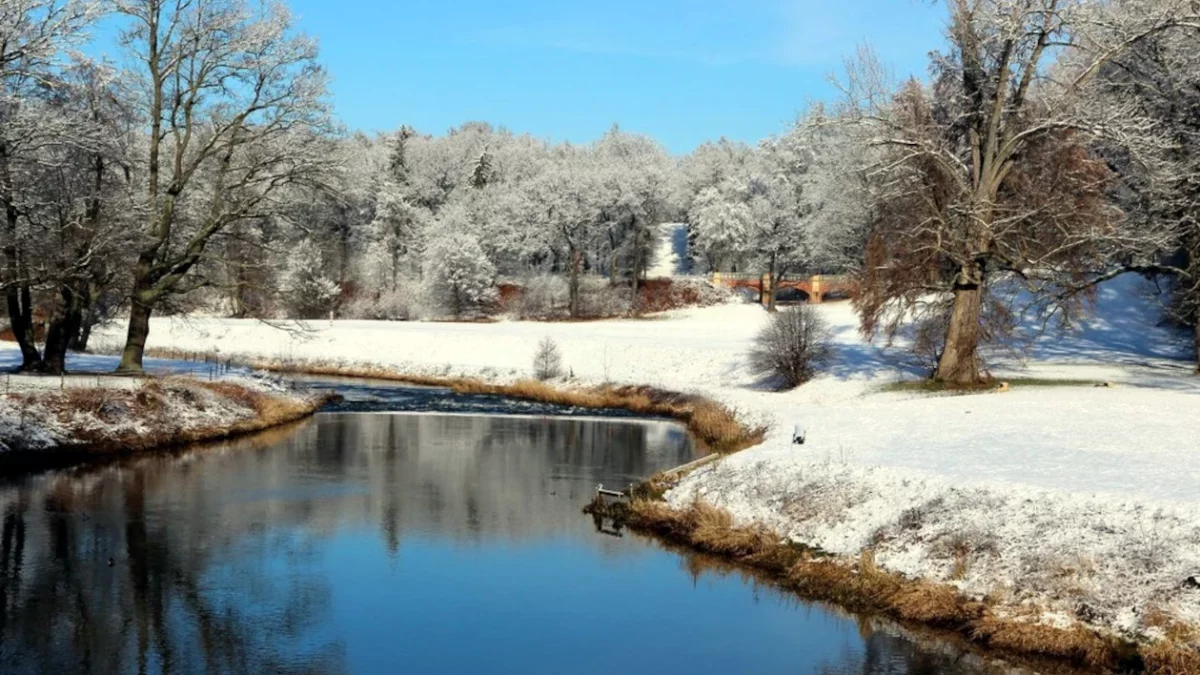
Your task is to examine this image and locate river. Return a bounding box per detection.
[0,381,1053,674]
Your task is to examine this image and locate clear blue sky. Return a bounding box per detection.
[282,1,947,153]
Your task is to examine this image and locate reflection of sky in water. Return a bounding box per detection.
[0,412,1033,675]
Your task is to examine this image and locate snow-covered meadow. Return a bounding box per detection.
[77,273,1200,642]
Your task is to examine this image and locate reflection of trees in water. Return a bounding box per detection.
[306,413,693,543]
[0,413,688,674]
[0,470,345,675]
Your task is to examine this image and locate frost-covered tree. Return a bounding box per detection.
[745,136,815,311]
[592,127,673,310]
[23,60,139,369]
[789,109,875,275]
[422,228,497,319]
[843,1,1199,384]
[688,186,752,271]
[0,0,107,373]
[366,179,425,291]
[1078,1,1200,369]
[113,0,336,373]
[280,239,339,319]
[521,144,599,317]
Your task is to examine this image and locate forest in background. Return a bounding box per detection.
[2,0,1199,384]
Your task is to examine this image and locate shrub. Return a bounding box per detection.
[578,276,631,317]
[637,278,735,313]
[532,337,563,380]
[343,280,425,321]
[512,274,569,319]
[748,305,833,388]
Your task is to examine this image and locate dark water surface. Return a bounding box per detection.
[0,410,1040,675]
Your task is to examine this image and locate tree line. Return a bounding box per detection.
[3,0,1200,383]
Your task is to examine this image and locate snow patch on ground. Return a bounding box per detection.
[646,222,692,278]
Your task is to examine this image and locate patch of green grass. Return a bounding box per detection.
[881,377,1106,395]
[1003,377,1109,388]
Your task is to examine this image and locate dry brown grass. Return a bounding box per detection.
[970,615,1123,669]
[1140,608,1200,675]
[4,377,331,464]
[1143,641,1200,675]
[892,583,981,625]
[620,497,1148,673]
[140,349,765,454]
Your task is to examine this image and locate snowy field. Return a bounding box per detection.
[71,275,1199,501]
[7,272,1200,640]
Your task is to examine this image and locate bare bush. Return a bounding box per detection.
[578,277,631,317]
[513,274,569,319]
[344,280,426,321]
[533,337,563,380]
[749,306,833,388]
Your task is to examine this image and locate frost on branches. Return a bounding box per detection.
[422,230,498,319]
[280,241,340,319]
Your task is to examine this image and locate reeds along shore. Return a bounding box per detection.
[139,348,765,454]
[584,490,1199,675]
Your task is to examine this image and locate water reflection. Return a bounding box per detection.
[0,413,1040,675]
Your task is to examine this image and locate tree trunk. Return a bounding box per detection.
[42,287,84,376]
[935,281,985,385]
[766,252,778,312]
[117,294,154,373]
[4,283,42,371]
[629,224,643,315]
[0,137,41,372]
[568,248,582,318]
[70,281,103,352]
[607,229,619,285]
[71,319,93,353]
[1194,317,1199,375]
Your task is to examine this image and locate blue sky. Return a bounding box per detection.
[121,1,950,154]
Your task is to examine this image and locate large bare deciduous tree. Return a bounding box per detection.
[847,0,1196,384]
[113,0,334,372]
[0,0,98,371]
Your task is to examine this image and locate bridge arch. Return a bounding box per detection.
[710,272,857,306]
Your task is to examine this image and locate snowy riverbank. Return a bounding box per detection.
[75,274,1200,651]
[0,371,330,461]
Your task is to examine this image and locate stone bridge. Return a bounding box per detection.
[711,272,856,304]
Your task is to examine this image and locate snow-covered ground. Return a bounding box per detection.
[0,367,320,455]
[10,273,1199,641]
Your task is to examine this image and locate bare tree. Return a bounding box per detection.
[26,59,138,372]
[844,1,1197,384]
[112,0,335,372]
[0,0,98,371]
[532,336,562,381]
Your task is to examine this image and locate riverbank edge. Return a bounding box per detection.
[139,347,766,454]
[590,470,1198,675]
[128,349,1200,672]
[0,377,337,471]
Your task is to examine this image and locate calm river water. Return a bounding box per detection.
[0,398,1049,674]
